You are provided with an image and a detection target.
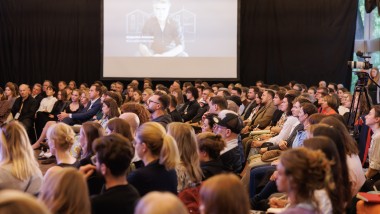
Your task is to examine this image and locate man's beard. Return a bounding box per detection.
[147,107,155,114]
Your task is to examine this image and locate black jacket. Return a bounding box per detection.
[201,159,226,180]
[179,100,200,122]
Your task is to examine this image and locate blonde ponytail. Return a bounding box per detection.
[159,134,180,170]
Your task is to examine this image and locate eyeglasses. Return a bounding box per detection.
[213,124,227,130]
[90,155,97,165]
[148,99,160,105]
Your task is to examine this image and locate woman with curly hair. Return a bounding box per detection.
[121,102,150,124]
[275,147,336,214]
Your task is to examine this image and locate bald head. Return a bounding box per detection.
[19,84,31,99]
[119,113,140,135]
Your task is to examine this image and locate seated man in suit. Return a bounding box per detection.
[32,83,44,104]
[11,84,39,142]
[241,90,277,153]
[241,86,260,120]
[243,90,277,132]
[58,84,102,125]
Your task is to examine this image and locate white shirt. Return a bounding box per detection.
[338,105,349,116]
[268,116,299,145]
[37,96,57,112]
[346,154,366,196]
[369,132,380,171]
[220,138,238,155]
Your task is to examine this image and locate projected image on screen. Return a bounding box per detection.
[126,0,188,57]
[103,0,238,79]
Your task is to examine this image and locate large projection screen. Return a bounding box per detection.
[102,0,239,80]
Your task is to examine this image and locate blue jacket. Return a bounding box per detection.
[72,98,102,122]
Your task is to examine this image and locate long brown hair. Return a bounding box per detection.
[80,122,104,158]
[4,82,17,98]
[304,136,347,214]
[39,168,91,214]
[200,174,250,214]
[368,67,380,86]
[320,116,359,155]
[102,98,120,119]
[107,118,134,142]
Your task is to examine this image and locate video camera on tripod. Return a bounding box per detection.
[348,51,373,70]
[346,51,376,134]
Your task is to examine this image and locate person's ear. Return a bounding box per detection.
[100,163,107,176]
[225,129,232,137]
[375,116,380,123]
[141,142,147,153]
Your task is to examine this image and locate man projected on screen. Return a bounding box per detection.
[139,0,188,57]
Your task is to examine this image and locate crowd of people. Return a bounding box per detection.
[0,68,379,214]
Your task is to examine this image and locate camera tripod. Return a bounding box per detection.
[347,71,379,134]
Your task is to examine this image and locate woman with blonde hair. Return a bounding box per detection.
[200,173,250,214]
[167,122,203,191]
[0,190,50,214]
[135,192,188,214]
[39,168,91,214]
[0,121,43,195]
[127,122,180,196]
[142,88,154,108]
[45,123,80,176]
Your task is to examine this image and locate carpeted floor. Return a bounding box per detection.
[34,149,55,175]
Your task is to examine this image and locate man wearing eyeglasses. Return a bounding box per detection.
[147,92,172,128]
[213,110,244,173]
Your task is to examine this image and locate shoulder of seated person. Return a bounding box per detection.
[44,166,63,179]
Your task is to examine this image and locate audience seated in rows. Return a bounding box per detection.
[1,78,379,214]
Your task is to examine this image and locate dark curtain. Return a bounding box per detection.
[0,0,357,87]
[240,0,358,87]
[0,0,101,85]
